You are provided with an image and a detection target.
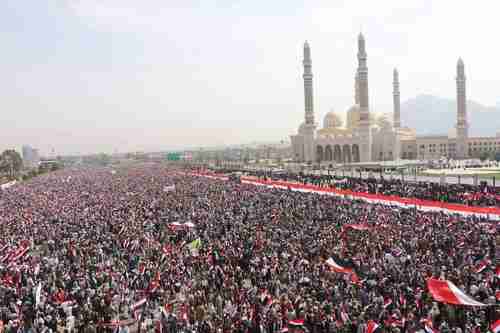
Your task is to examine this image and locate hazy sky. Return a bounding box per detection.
[2,1,499,155]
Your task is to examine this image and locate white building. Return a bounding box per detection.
[291,34,497,163]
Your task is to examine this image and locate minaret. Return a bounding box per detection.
[302,41,316,163]
[354,70,360,105]
[455,58,469,159]
[356,33,372,162]
[393,68,401,128]
[303,41,315,125]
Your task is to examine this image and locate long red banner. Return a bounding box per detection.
[187,172,500,219]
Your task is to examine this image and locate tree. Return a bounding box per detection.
[479,151,490,162]
[0,149,23,176]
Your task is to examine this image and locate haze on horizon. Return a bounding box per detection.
[1,0,499,156]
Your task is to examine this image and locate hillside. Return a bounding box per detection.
[400,95,500,136]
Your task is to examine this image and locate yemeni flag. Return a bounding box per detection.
[148,271,161,293]
[326,258,353,274]
[289,319,304,328]
[131,298,147,311]
[491,319,500,333]
[138,262,146,275]
[343,224,371,232]
[366,320,379,333]
[426,278,487,306]
[383,297,393,309]
[474,260,489,273]
[350,273,362,285]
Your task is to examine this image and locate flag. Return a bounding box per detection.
[495,266,500,279]
[138,262,146,275]
[131,298,147,311]
[148,271,161,293]
[325,258,353,274]
[35,282,42,307]
[383,298,393,309]
[491,319,500,333]
[340,310,349,323]
[426,278,488,306]
[187,239,202,251]
[179,304,189,321]
[399,294,406,307]
[342,224,371,232]
[474,260,489,273]
[350,273,362,285]
[169,222,195,230]
[366,320,379,333]
[289,319,304,327]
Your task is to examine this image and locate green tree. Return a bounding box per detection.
[0,149,23,177]
[479,151,490,161]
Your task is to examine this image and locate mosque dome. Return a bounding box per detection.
[323,110,343,129]
[298,122,306,134]
[376,114,392,129]
[346,104,377,129]
[346,104,361,129]
[347,104,360,114]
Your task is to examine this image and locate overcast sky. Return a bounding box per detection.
[1,1,499,155]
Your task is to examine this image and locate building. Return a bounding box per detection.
[290,34,499,163]
[22,145,40,169]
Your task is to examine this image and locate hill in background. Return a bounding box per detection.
[400,95,500,137]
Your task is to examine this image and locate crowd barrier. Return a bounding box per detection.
[186,172,500,220]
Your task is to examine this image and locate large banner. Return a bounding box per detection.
[186,172,500,220]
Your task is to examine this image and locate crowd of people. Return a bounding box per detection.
[0,164,498,332]
[241,170,500,208]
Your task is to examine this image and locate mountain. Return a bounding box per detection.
[400,94,500,137]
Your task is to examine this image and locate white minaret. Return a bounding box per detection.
[354,70,360,105]
[302,41,317,163]
[393,68,401,128]
[455,58,469,159]
[392,68,402,160]
[356,33,372,162]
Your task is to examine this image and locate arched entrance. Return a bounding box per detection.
[316,146,324,163]
[334,145,342,163]
[343,145,352,164]
[325,145,333,161]
[352,144,360,163]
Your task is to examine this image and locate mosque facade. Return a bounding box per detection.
[290,34,500,164]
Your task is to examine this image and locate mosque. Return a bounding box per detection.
[290,34,500,164]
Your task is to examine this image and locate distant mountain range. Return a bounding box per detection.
[400,94,500,137]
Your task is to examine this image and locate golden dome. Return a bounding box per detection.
[346,104,376,129]
[346,104,360,129]
[323,110,343,129]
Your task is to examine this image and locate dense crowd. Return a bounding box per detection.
[241,171,500,208]
[0,165,498,332]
